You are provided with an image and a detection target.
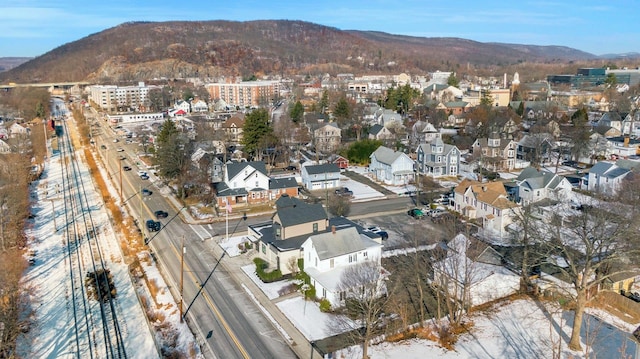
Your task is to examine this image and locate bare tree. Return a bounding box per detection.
[430,234,479,329]
[540,202,639,351]
[334,260,391,359]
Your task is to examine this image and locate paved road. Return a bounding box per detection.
[91,112,300,359]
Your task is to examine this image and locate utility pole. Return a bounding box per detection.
[119,164,123,201]
[180,235,185,322]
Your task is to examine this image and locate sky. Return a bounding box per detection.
[1,0,639,58]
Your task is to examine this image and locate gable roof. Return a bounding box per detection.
[269,176,298,190]
[226,161,267,180]
[370,146,405,165]
[369,124,384,135]
[455,179,518,209]
[309,227,379,260]
[517,168,565,191]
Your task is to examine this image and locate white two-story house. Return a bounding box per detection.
[453,179,520,237]
[301,226,382,307]
[215,161,298,207]
[369,146,415,185]
[514,167,573,205]
[416,134,460,177]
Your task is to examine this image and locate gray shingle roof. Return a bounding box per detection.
[371,146,402,165]
[269,176,298,190]
[310,227,379,260]
[277,202,327,227]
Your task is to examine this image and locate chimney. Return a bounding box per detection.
[331,225,336,234]
[624,136,630,148]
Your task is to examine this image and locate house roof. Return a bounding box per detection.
[455,179,518,209]
[269,176,298,190]
[276,201,327,228]
[369,124,384,136]
[517,167,565,191]
[303,163,340,175]
[226,161,267,180]
[444,101,469,108]
[309,227,381,261]
[589,161,631,179]
[370,146,405,165]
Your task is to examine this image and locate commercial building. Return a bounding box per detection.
[206,81,280,108]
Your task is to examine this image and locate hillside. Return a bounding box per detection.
[0,57,32,73]
[0,20,599,84]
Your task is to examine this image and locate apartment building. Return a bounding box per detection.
[88,82,160,112]
[206,81,280,108]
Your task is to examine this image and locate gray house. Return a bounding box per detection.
[416,134,460,177]
[301,163,341,190]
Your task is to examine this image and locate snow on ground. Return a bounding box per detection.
[276,297,357,341]
[339,174,385,202]
[344,299,638,359]
[18,152,158,359]
[218,234,252,257]
[241,264,292,300]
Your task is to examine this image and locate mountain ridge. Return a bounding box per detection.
[0,20,624,84]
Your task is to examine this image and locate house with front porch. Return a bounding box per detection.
[301,226,383,307]
[249,196,384,277]
[416,133,460,177]
[301,163,341,190]
[369,146,415,185]
[471,132,518,171]
[453,179,520,237]
[215,161,298,207]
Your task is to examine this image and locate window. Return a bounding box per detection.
[363,251,367,258]
[330,259,334,268]
[313,223,318,232]
[261,243,266,254]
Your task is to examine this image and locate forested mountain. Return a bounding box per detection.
[0,20,599,84]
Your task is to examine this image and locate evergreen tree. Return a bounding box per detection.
[155,119,183,179]
[289,101,304,123]
[480,89,494,107]
[333,97,351,122]
[516,101,525,117]
[447,73,459,87]
[319,90,329,113]
[242,108,273,159]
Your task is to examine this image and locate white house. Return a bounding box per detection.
[515,167,573,205]
[8,123,29,138]
[174,100,191,113]
[587,160,638,195]
[369,146,415,185]
[0,139,11,153]
[190,99,208,113]
[453,179,520,238]
[301,226,382,307]
[301,163,341,190]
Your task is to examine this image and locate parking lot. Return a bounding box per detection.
[356,210,462,250]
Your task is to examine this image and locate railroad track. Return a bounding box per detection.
[57,120,127,359]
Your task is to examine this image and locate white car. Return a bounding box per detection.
[116,148,124,152]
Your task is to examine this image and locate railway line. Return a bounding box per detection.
[57,119,127,359]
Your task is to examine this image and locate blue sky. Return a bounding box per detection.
[1,0,638,57]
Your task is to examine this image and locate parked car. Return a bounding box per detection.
[154,210,169,219]
[122,166,132,171]
[427,208,445,217]
[407,208,424,219]
[146,219,161,232]
[367,226,382,233]
[116,148,124,152]
[141,188,152,196]
[377,231,389,240]
[140,174,149,180]
[285,165,297,171]
[118,155,126,161]
[335,187,354,197]
[100,144,107,150]
[113,138,119,143]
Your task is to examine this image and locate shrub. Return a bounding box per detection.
[253,257,283,283]
[319,298,332,312]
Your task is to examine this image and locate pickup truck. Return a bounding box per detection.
[335,187,354,197]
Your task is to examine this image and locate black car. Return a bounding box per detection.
[377,231,389,240]
[146,219,161,232]
[285,165,297,171]
[154,210,169,219]
[123,166,132,171]
[141,188,152,196]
